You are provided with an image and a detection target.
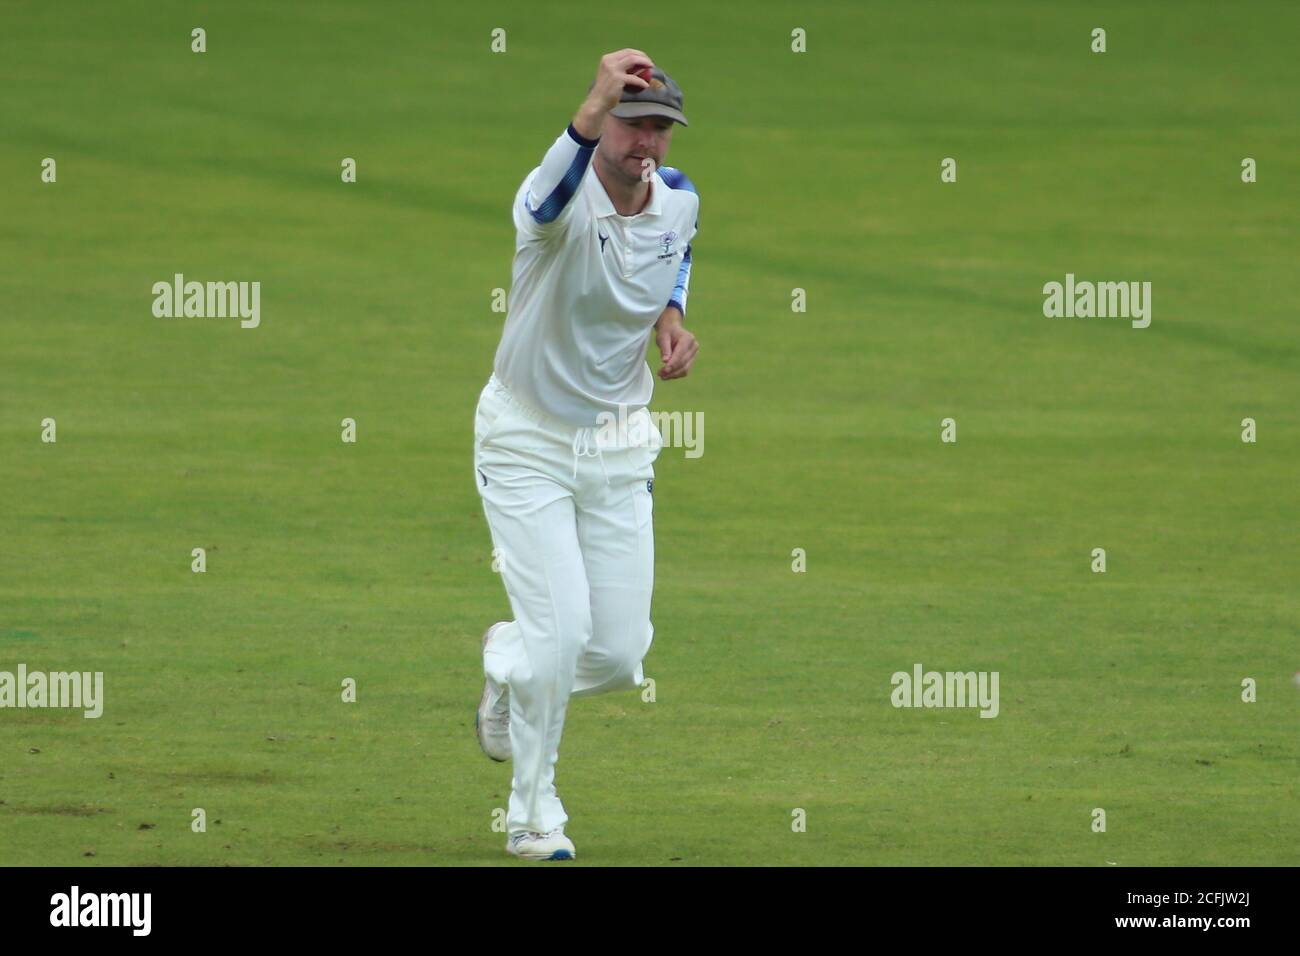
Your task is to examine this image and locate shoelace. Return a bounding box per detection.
[513,827,564,843]
[571,426,611,485]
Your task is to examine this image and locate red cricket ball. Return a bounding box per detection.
[624,66,653,95]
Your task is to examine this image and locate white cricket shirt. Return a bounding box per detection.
[493,123,699,426]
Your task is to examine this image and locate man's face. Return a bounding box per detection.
[598,115,675,182]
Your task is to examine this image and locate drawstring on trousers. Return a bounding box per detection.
[571,427,611,485]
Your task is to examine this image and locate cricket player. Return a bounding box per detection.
[472,49,700,861]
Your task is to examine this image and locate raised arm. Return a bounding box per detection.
[515,124,599,237]
[515,50,655,240]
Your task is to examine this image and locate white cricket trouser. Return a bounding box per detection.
[473,373,662,836]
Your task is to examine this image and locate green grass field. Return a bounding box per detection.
[2,0,1297,865]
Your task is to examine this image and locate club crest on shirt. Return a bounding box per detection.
[657,230,679,260]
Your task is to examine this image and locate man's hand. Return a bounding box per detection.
[654,306,699,380]
[573,49,654,140]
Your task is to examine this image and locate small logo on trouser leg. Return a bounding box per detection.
[478,468,488,487]
[646,479,653,494]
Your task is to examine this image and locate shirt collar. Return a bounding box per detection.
[587,165,663,220]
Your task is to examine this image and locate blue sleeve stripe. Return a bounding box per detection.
[669,243,692,314]
[658,166,697,194]
[661,167,699,313]
[526,137,596,225]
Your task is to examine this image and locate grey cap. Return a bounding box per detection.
[609,66,688,127]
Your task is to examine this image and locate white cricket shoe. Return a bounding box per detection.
[476,622,511,762]
[506,828,576,861]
